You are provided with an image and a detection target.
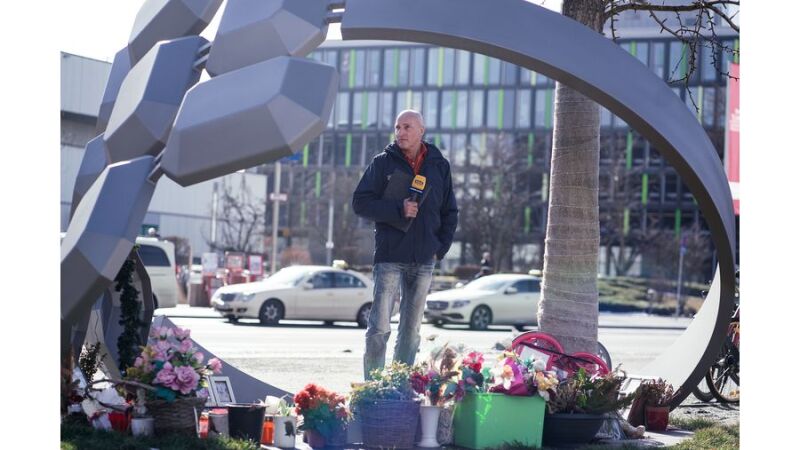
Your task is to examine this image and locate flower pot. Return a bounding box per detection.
[209,409,229,437]
[437,405,454,445]
[305,429,326,448]
[146,396,206,436]
[542,413,606,446]
[273,416,297,448]
[131,417,155,437]
[418,405,442,447]
[227,403,267,442]
[644,405,670,431]
[358,399,420,449]
[453,393,545,449]
[108,411,130,433]
[326,424,348,447]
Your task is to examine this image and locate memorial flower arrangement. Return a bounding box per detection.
[294,383,351,439]
[123,326,222,401]
[349,362,418,413]
[547,367,633,414]
[411,344,465,406]
[487,351,559,400]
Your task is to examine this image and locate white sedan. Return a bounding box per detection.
[424,274,542,330]
[211,265,377,327]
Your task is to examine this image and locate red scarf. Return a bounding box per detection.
[403,142,428,176]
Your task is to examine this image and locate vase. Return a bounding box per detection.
[273,416,297,448]
[418,405,442,447]
[305,429,326,448]
[644,405,670,431]
[437,405,454,445]
[542,413,606,446]
[131,417,155,437]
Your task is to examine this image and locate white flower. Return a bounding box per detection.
[533,360,546,372]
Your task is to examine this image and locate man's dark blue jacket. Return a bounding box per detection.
[352,141,459,264]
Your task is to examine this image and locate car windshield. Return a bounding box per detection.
[462,276,511,292]
[264,266,313,287]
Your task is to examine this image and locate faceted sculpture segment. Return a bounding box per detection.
[206,0,328,77]
[127,0,222,65]
[70,135,110,220]
[96,47,132,134]
[161,57,338,186]
[61,156,156,357]
[104,36,207,164]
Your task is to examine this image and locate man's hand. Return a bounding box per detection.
[403,198,419,218]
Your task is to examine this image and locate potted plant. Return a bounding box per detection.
[271,396,297,448]
[349,362,421,449]
[410,344,467,447]
[122,326,223,435]
[453,351,555,449]
[294,383,350,448]
[543,368,634,446]
[637,378,674,431]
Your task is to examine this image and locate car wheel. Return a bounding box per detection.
[432,319,445,328]
[356,303,371,328]
[259,299,284,325]
[469,306,492,331]
[152,295,159,310]
[513,324,527,332]
[323,320,334,326]
[227,316,239,324]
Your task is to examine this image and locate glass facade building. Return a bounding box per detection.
[262,32,739,272]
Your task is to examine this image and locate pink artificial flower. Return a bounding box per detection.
[174,365,200,394]
[173,327,191,340]
[179,339,193,353]
[192,351,205,364]
[154,363,176,386]
[134,357,144,368]
[197,388,210,399]
[208,358,223,374]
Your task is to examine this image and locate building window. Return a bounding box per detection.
[353,92,378,129]
[469,89,484,127]
[340,50,352,88]
[487,57,501,85]
[424,91,439,129]
[600,106,612,128]
[335,92,350,128]
[702,87,716,127]
[411,48,425,86]
[520,68,537,86]
[473,53,487,85]
[516,89,531,129]
[427,47,441,86]
[701,44,718,82]
[455,50,470,85]
[501,61,517,86]
[366,49,381,87]
[534,89,553,128]
[379,91,394,129]
[650,42,666,79]
[487,89,515,130]
[451,133,467,166]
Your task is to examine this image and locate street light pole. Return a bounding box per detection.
[270,161,282,274]
[326,195,334,265]
[675,236,686,317]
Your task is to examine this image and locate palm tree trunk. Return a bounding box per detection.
[537,0,604,355]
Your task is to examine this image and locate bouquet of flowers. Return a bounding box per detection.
[488,351,559,399]
[411,344,464,406]
[548,367,633,414]
[123,326,222,402]
[294,383,350,439]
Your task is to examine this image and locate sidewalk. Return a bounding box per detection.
[158,305,693,330]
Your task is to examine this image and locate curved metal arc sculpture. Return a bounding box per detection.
[339,0,736,407]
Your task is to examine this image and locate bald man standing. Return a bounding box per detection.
[353,109,459,379]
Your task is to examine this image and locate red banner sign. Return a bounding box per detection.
[725,63,740,215]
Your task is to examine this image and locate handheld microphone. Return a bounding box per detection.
[409,175,427,203]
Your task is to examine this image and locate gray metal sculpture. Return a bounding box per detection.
[64,0,735,407]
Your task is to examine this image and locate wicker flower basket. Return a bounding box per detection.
[357,399,420,449]
[146,396,206,436]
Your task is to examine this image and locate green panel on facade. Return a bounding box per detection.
[734,39,739,64]
[315,171,321,198]
[434,134,441,147]
[524,206,531,233]
[497,89,505,129]
[527,132,534,167]
[641,173,649,205]
[393,49,400,85]
[674,208,682,236]
[438,47,444,87]
[345,134,352,167]
[302,144,309,167]
[545,89,553,128]
[629,41,637,57]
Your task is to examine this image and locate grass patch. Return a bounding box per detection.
[61,422,259,450]
[597,276,708,315]
[669,415,720,431]
[667,425,739,450]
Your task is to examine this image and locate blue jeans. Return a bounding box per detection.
[364,260,435,380]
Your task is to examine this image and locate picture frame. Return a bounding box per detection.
[210,375,235,405]
[203,376,218,407]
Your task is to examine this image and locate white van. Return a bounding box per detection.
[60,233,179,309]
[135,237,179,309]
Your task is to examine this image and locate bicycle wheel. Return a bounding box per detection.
[510,331,564,370]
[692,376,716,402]
[706,341,740,403]
[597,341,612,369]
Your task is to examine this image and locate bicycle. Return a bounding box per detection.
[706,305,739,403]
[510,331,612,377]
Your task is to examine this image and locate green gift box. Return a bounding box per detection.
[453,392,545,449]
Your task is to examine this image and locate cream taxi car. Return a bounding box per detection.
[424,273,542,330]
[211,265,377,327]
